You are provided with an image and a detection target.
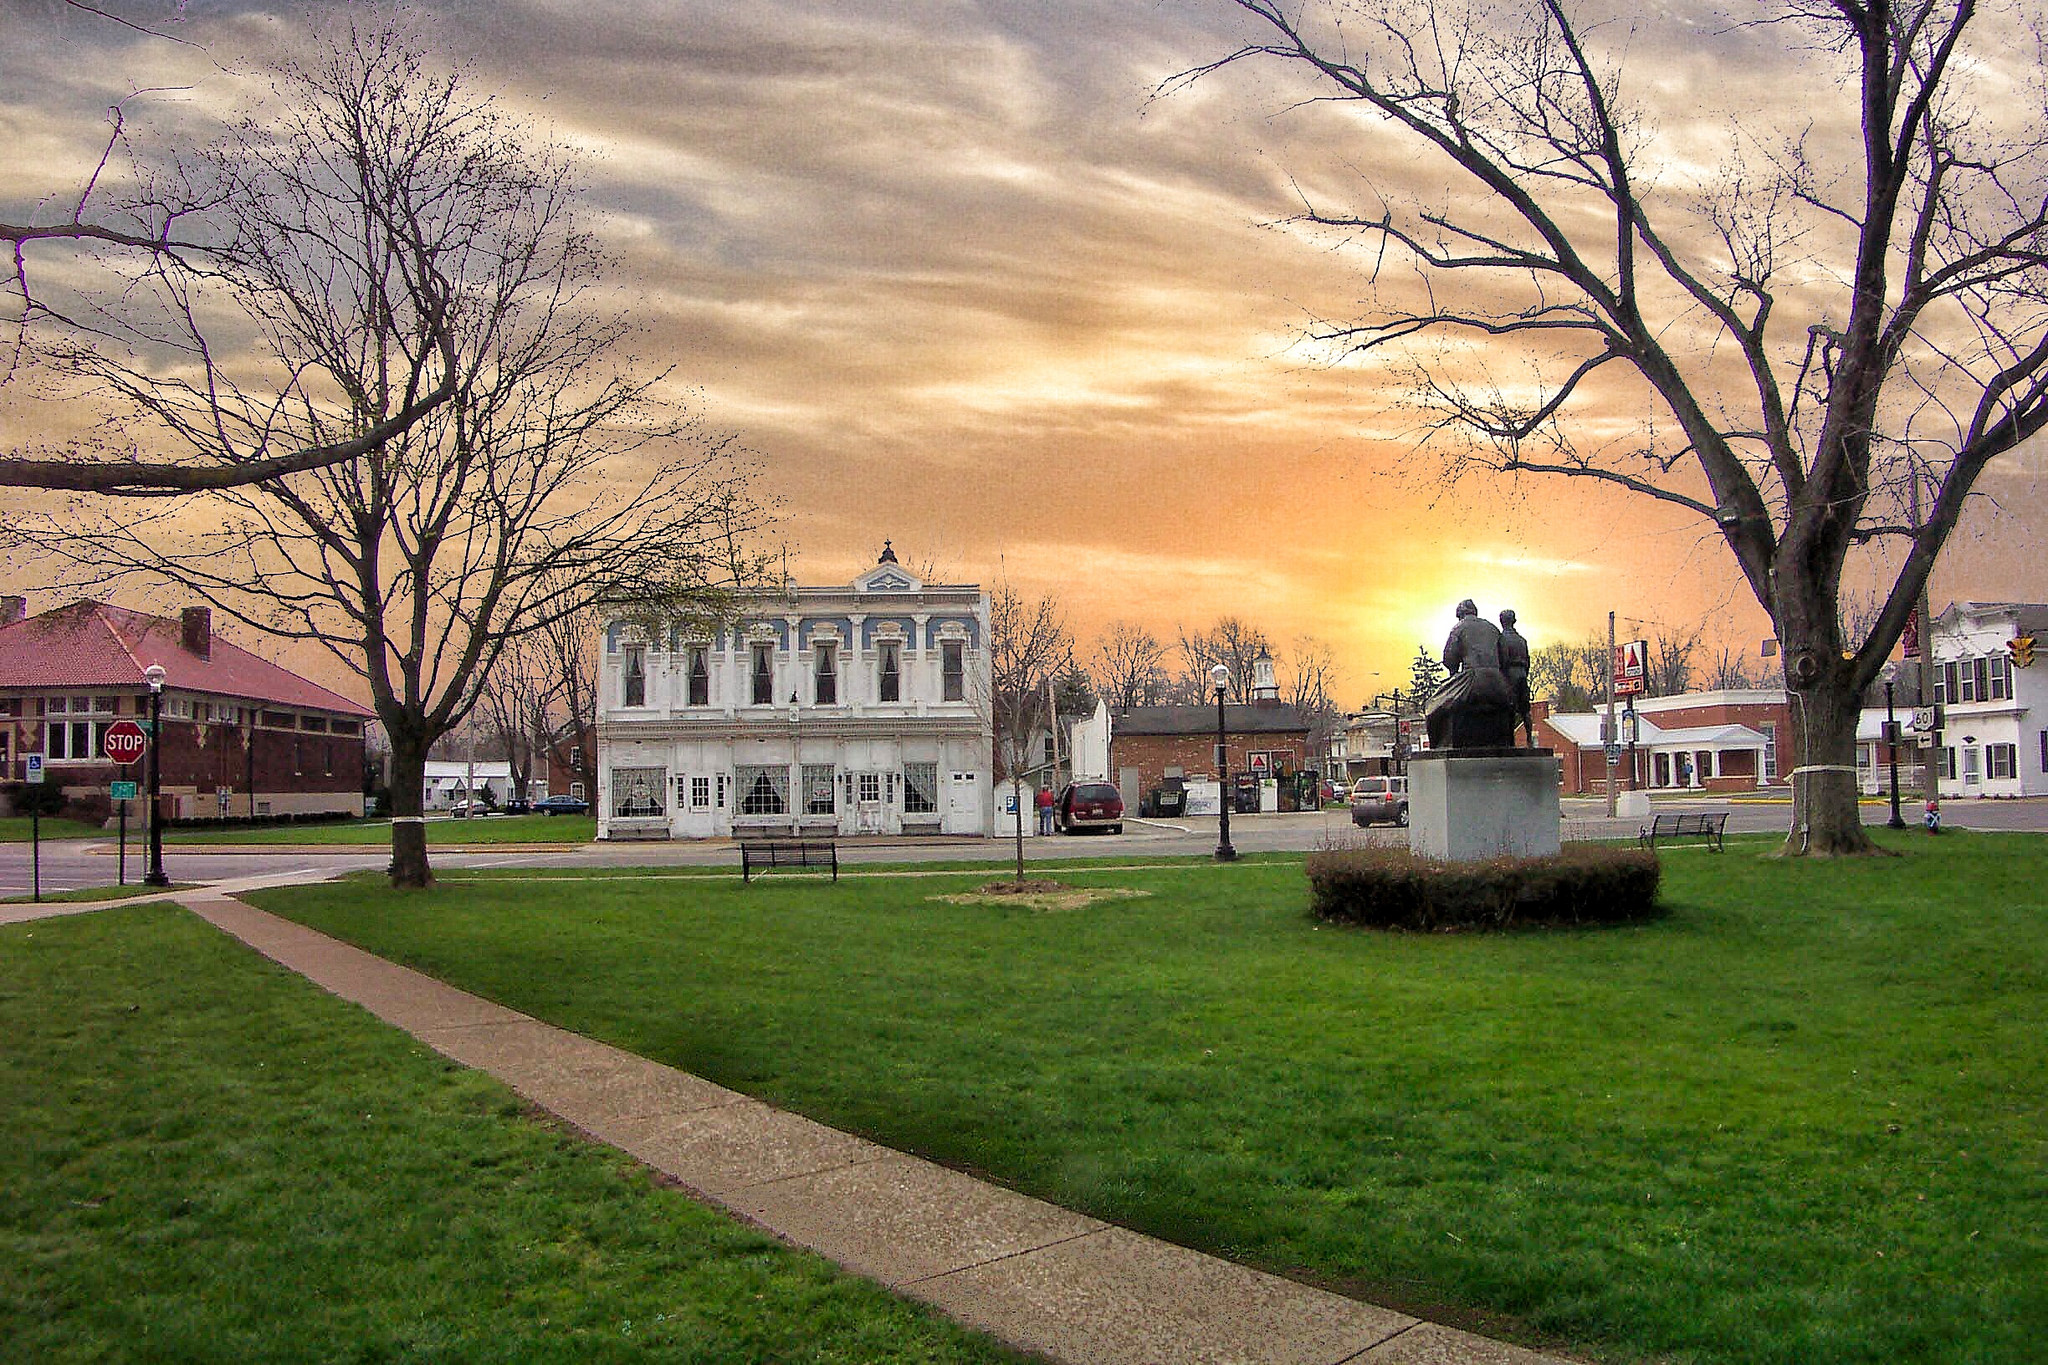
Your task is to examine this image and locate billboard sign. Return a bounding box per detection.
[1613,640,1648,697]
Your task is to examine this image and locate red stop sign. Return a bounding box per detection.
[103,719,148,765]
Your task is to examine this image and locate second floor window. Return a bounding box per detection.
[878,643,901,702]
[815,646,837,704]
[623,645,646,707]
[942,641,965,702]
[687,647,710,706]
[751,643,775,704]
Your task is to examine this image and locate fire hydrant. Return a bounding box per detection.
[1924,800,1941,834]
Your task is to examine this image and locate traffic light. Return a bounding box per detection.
[2009,634,2036,668]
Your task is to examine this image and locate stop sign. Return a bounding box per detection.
[103,719,148,765]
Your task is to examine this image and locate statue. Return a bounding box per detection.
[1498,608,1534,747]
[1422,600,1519,749]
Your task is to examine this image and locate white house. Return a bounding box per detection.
[1927,601,2046,798]
[421,760,545,810]
[596,545,994,840]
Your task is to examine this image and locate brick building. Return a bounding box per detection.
[1532,689,1787,795]
[1107,701,1313,811]
[0,598,371,819]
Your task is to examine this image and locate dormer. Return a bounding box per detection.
[854,540,921,594]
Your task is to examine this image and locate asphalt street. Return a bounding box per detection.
[6,796,2044,899]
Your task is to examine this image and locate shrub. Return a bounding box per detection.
[1305,844,1661,931]
[3,782,65,818]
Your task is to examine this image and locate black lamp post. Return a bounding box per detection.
[1211,663,1236,862]
[1883,672,1907,830]
[143,663,170,887]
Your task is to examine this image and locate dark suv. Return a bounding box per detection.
[1057,781,1125,835]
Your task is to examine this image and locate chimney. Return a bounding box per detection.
[0,596,23,627]
[181,606,212,659]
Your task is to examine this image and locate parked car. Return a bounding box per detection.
[1057,781,1124,835]
[503,797,532,815]
[445,800,490,818]
[534,794,591,816]
[1350,776,1410,828]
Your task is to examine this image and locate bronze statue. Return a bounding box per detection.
[1422,599,1518,749]
[1498,608,1534,747]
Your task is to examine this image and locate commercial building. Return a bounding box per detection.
[595,547,993,839]
[0,598,371,818]
[1922,601,2047,798]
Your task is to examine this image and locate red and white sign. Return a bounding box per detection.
[102,719,148,765]
[1613,640,1648,698]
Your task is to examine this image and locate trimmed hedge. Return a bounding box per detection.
[1306,843,1662,931]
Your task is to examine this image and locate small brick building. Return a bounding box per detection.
[1108,701,1313,810]
[0,598,371,819]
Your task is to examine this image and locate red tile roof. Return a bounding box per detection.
[0,601,372,717]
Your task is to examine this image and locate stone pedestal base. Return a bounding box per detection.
[1408,749,1561,862]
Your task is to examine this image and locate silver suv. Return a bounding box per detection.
[1350,776,1410,828]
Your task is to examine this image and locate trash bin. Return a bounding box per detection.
[1155,786,1186,817]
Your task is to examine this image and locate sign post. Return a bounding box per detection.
[25,753,43,902]
[110,780,138,884]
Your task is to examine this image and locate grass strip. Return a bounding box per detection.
[254,830,2048,1365]
[0,904,1024,1364]
[164,815,598,846]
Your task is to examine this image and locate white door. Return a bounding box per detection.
[946,770,980,833]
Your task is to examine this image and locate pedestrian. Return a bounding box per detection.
[1036,784,1056,835]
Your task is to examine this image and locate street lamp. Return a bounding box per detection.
[1882,665,1907,830]
[1211,663,1236,862]
[143,663,170,887]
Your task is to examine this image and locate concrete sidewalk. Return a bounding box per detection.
[18,885,1575,1365]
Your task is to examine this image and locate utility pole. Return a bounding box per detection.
[1605,610,1618,818]
[1909,468,1940,824]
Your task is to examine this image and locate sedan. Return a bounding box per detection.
[533,795,591,816]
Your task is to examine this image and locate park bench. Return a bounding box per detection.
[738,837,839,883]
[1638,811,1728,851]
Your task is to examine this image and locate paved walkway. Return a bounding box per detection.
[10,882,1576,1365]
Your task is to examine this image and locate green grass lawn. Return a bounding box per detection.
[2,883,195,905]
[0,817,108,842]
[0,904,1023,1364]
[165,814,596,845]
[255,832,2048,1365]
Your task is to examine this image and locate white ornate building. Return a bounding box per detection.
[596,546,993,839]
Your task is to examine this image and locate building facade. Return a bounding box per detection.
[0,598,370,818]
[1106,699,1314,813]
[1925,601,2047,798]
[595,549,993,839]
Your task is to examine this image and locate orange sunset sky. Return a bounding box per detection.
[4,0,2043,705]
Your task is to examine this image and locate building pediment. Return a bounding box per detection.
[855,565,921,593]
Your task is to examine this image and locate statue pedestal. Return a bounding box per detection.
[1407,749,1560,862]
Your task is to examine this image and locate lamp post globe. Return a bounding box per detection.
[143,663,170,887]
[1210,664,1236,862]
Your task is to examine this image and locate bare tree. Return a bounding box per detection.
[34,18,764,886]
[1175,617,1274,702]
[1706,643,1765,692]
[3,7,455,494]
[1089,620,1170,710]
[1281,634,1343,760]
[533,601,602,804]
[474,638,556,807]
[1645,625,1704,699]
[1196,0,2048,853]
[987,578,1073,881]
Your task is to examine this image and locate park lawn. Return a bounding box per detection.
[0,817,107,842]
[2,883,195,905]
[255,832,2048,1365]
[165,814,596,845]
[0,904,1025,1365]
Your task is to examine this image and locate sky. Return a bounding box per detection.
[3,0,2044,705]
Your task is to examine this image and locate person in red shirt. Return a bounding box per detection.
[1036,784,1056,835]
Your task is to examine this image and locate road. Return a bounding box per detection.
[5,796,2044,898]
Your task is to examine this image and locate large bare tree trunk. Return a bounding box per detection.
[1775,575,1875,855]
[387,732,433,889]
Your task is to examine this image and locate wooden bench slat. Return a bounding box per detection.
[738,837,839,882]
